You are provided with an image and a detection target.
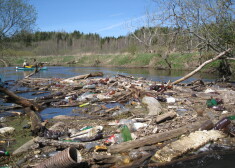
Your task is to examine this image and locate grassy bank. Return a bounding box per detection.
[1,52,234,72]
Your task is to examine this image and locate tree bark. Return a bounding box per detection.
[171,48,231,85]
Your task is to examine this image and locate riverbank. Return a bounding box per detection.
[1,52,234,73]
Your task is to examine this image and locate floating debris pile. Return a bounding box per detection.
[0,72,235,168]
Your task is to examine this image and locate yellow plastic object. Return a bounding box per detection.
[79,102,90,107]
[95,145,107,152]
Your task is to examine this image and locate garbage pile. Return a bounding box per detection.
[1,73,235,167]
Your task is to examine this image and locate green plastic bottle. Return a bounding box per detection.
[121,125,132,142]
[206,99,217,108]
[0,150,10,156]
[228,116,235,120]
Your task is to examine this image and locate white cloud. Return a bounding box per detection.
[96,15,146,33]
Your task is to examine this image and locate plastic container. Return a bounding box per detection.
[43,130,64,140]
[228,116,235,120]
[214,117,231,130]
[0,149,10,156]
[105,134,123,144]
[121,125,132,142]
[83,84,96,89]
[156,96,167,102]
[166,97,176,103]
[212,105,225,111]
[199,120,214,131]
[206,99,217,108]
[132,123,148,131]
[112,108,130,116]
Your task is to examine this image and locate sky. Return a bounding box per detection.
[29,0,155,37]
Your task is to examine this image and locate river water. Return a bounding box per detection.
[0,66,235,168]
[0,66,229,82]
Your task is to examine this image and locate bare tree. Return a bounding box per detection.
[0,0,37,66]
[126,12,162,52]
[151,0,235,76]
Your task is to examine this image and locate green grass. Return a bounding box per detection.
[2,116,33,153]
[110,55,131,65]
[2,51,230,72]
[133,53,158,65]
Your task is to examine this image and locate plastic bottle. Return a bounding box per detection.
[156,96,167,102]
[214,117,231,130]
[83,84,96,89]
[121,125,132,142]
[0,149,10,156]
[199,120,214,131]
[112,108,129,116]
[43,130,64,140]
[206,99,217,108]
[228,116,235,120]
[115,134,124,144]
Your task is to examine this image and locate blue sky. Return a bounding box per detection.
[29,0,154,37]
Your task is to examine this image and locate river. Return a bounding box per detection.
[0,66,230,82]
[0,66,235,168]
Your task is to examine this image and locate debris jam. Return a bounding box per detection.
[1,72,235,168]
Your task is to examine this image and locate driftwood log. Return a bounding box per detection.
[24,67,40,78]
[0,86,40,111]
[24,107,43,134]
[35,137,84,149]
[62,72,104,83]
[108,120,211,154]
[171,48,231,85]
[156,111,177,123]
[0,86,44,134]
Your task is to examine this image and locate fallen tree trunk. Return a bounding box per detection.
[24,67,40,79]
[35,137,84,149]
[0,86,40,111]
[108,120,211,154]
[24,107,43,135]
[62,72,104,83]
[171,48,231,85]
